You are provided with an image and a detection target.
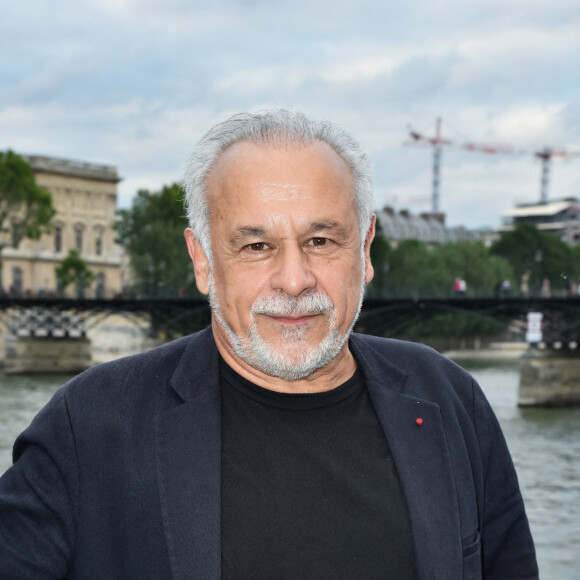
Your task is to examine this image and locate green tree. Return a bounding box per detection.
[385,239,449,298]
[367,216,391,297]
[0,150,56,290]
[56,249,95,298]
[116,183,197,297]
[572,245,580,288]
[380,238,514,299]
[491,223,576,295]
[433,240,514,297]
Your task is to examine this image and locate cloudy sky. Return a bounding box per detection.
[2,0,579,229]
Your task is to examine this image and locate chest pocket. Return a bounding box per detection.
[462,530,482,579]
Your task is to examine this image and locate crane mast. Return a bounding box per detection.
[537,150,551,204]
[432,118,442,213]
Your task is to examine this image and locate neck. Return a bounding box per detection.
[212,322,356,394]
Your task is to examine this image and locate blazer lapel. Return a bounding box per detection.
[155,329,222,580]
[351,337,463,580]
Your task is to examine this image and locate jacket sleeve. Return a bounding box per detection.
[0,387,77,579]
[473,381,539,579]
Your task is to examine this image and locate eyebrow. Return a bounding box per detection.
[307,221,350,238]
[229,226,267,246]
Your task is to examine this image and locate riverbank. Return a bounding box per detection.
[443,342,528,361]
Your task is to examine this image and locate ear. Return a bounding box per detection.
[184,228,210,295]
[363,215,376,284]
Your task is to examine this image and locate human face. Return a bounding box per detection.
[185,141,375,390]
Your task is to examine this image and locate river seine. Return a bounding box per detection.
[1,360,579,578]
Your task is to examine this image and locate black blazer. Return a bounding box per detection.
[0,327,538,579]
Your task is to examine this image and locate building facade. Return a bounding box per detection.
[498,198,580,245]
[376,206,475,247]
[2,155,123,298]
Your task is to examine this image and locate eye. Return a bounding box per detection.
[308,237,330,247]
[245,242,268,252]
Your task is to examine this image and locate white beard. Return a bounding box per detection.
[208,268,366,381]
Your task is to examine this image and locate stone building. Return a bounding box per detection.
[499,198,580,245]
[376,207,475,247]
[2,155,123,298]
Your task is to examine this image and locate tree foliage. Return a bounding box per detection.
[0,150,56,287]
[56,249,95,297]
[490,223,576,295]
[366,217,391,297]
[384,239,448,298]
[363,236,516,338]
[433,240,514,297]
[116,183,197,297]
[368,237,514,299]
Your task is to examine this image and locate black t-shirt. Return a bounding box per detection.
[220,358,415,579]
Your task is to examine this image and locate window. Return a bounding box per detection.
[11,267,23,295]
[75,226,84,253]
[96,273,105,299]
[95,228,104,256]
[54,226,63,253]
[11,221,20,248]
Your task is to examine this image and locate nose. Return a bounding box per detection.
[270,243,317,297]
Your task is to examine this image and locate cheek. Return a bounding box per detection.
[330,262,364,311]
[218,269,269,314]
[339,262,364,316]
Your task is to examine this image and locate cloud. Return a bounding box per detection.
[1,0,580,231]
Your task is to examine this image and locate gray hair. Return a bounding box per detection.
[182,108,374,260]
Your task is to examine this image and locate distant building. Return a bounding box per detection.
[498,198,580,245]
[376,207,475,246]
[2,155,123,298]
[473,227,499,248]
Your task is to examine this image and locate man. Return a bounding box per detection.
[0,109,537,579]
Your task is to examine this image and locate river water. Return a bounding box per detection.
[0,360,579,578]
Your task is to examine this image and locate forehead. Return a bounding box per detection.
[205,140,356,209]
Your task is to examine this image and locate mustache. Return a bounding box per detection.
[251,291,334,316]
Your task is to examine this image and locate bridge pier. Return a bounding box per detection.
[519,347,580,406]
[0,304,161,374]
[3,335,92,375]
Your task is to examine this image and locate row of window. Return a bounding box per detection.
[44,188,111,213]
[54,225,104,256]
[8,266,107,298]
[9,222,106,256]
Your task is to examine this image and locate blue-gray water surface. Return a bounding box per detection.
[0,360,578,578]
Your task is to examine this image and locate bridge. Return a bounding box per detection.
[360,296,580,350]
[1,295,579,348]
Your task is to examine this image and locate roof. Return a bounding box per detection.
[501,200,576,218]
[21,154,120,183]
[377,209,447,243]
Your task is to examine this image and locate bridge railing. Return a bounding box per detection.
[2,297,580,349]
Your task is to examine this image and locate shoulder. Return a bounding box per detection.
[351,332,439,357]
[58,327,214,409]
[350,333,476,409]
[350,332,468,380]
[68,333,191,385]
